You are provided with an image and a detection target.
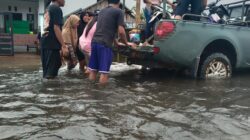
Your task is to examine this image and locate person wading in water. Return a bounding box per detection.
[88,0,136,85]
[40,0,67,79]
[62,15,80,70]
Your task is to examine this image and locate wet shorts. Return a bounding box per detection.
[88,42,113,74]
[174,0,203,17]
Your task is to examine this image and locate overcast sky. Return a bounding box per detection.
[61,0,240,16]
[61,0,139,15]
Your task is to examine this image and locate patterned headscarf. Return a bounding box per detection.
[62,15,80,48]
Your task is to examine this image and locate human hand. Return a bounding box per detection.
[171,3,177,10]
[143,41,151,47]
[61,45,69,57]
[127,42,137,49]
[116,42,126,47]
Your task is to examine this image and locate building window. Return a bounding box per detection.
[12,13,22,21]
[29,8,32,13]
[8,6,11,11]
[27,14,34,32]
[14,6,17,12]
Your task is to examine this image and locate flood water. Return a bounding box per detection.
[0,54,250,140]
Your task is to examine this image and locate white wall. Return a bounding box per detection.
[62,0,96,16]
[38,0,46,32]
[61,0,221,16]
[0,15,4,30]
[0,0,39,30]
[61,0,140,16]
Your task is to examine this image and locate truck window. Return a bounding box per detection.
[230,7,244,18]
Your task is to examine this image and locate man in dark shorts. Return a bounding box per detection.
[40,0,66,79]
[88,0,136,85]
[174,0,207,20]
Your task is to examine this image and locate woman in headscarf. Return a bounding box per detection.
[62,14,80,70]
[79,12,98,74]
[76,12,90,72]
[78,12,90,37]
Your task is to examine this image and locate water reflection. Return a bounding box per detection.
[0,61,250,140]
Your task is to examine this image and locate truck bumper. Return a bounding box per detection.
[114,45,201,78]
[114,45,175,68]
[114,45,155,60]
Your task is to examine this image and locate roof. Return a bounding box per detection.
[64,0,135,18]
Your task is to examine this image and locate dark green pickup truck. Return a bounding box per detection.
[116,0,250,79]
[117,18,250,79]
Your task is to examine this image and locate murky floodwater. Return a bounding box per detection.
[0,54,250,140]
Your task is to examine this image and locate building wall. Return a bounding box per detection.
[38,0,46,33]
[0,0,39,32]
[0,15,4,32]
[62,0,96,16]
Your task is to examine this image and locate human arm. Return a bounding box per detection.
[114,39,125,46]
[166,0,171,5]
[117,11,137,48]
[54,25,65,48]
[51,7,68,54]
[118,26,128,46]
[118,26,137,48]
[167,0,176,9]
[203,0,208,7]
[54,25,68,56]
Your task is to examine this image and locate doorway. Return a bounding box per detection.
[0,12,14,56]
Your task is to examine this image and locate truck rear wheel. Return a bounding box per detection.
[199,53,232,79]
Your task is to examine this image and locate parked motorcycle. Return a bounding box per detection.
[149,3,174,24]
[127,3,175,45]
[204,0,230,24]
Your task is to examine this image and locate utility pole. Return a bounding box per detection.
[123,0,125,10]
[163,0,166,18]
[135,0,141,25]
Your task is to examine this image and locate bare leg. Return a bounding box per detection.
[89,70,97,81]
[85,69,90,75]
[79,60,86,72]
[99,73,109,85]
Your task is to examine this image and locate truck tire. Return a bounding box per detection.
[199,53,232,79]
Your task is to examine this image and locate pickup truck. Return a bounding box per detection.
[116,2,250,79]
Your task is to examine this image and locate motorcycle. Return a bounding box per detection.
[204,0,230,24]
[149,3,174,24]
[128,2,175,45]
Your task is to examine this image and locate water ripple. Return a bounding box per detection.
[0,63,250,139]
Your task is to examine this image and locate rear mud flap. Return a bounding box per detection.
[190,57,200,78]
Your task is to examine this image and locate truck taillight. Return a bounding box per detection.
[153,47,160,54]
[155,22,175,39]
